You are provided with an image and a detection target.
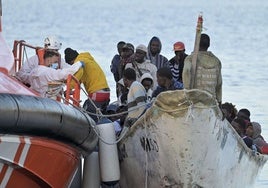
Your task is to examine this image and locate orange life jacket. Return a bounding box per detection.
[36,48,45,65]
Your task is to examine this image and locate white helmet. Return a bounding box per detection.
[44,36,62,50]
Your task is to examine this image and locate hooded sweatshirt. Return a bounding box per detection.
[140,72,154,101]
[146,36,169,69]
[251,122,267,147]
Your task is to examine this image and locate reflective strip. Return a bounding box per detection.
[0,136,31,186]
[18,137,31,166]
[0,166,13,187]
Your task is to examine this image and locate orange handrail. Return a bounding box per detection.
[65,74,81,107]
[12,40,41,72]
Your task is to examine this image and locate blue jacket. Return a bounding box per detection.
[152,79,183,98]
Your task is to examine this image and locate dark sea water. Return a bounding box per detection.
[2,0,268,187]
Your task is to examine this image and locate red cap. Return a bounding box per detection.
[173,42,185,51]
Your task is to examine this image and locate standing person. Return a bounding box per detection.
[125,44,157,89]
[169,41,188,83]
[64,48,110,122]
[110,41,126,82]
[16,36,70,86]
[146,36,169,70]
[116,43,135,98]
[123,68,147,119]
[29,50,83,97]
[152,67,183,98]
[183,33,222,104]
[117,43,135,81]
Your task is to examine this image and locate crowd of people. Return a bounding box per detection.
[14,34,266,154]
[221,103,268,154]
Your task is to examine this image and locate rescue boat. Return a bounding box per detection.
[0,2,101,187]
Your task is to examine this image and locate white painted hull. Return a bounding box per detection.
[118,89,267,188]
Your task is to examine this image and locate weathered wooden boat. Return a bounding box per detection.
[118,89,268,188]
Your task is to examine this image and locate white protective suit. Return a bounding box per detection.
[16,55,70,85]
[29,62,82,97]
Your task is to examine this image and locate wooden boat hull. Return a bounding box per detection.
[118,89,268,188]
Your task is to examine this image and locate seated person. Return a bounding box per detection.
[152,67,183,98]
[140,72,154,102]
[123,68,146,119]
[237,108,251,126]
[231,117,247,137]
[246,122,268,153]
[105,103,122,135]
[221,102,237,123]
[231,117,257,150]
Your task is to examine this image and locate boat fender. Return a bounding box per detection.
[82,151,100,188]
[97,118,120,184]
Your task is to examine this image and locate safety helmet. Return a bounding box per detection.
[44,36,62,50]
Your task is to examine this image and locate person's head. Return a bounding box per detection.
[199,33,210,51]
[105,103,119,121]
[117,41,126,56]
[64,48,79,65]
[121,43,134,59]
[246,123,254,138]
[148,36,161,56]
[156,67,173,88]
[251,122,262,139]
[173,41,185,61]
[221,102,237,123]
[43,50,60,69]
[140,73,153,92]
[44,36,62,50]
[123,68,136,88]
[231,117,247,137]
[135,44,147,63]
[237,108,250,121]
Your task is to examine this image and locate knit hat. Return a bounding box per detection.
[64,48,79,64]
[173,42,185,51]
[136,44,147,53]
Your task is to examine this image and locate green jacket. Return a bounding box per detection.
[183,51,222,103]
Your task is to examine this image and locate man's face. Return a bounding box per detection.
[157,74,166,88]
[150,40,160,55]
[123,77,131,88]
[135,50,146,63]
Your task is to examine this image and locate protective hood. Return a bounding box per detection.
[252,122,262,139]
[140,72,154,85]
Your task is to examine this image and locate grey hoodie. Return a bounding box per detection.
[251,122,267,147]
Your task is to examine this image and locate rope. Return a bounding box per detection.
[46,82,64,98]
[57,93,146,145]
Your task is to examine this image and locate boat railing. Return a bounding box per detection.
[65,74,81,107]
[12,40,42,72]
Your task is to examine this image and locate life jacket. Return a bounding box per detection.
[36,48,45,65]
